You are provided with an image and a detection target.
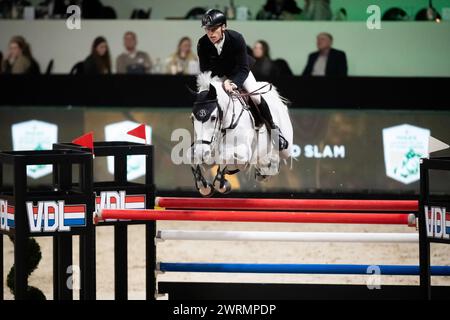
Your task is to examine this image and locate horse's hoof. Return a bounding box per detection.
[213,178,222,191]
[199,183,215,197]
[255,171,270,182]
[218,180,231,194]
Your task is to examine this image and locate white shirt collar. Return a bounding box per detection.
[214,32,225,55]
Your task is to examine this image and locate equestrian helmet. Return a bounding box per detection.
[201,9,227,28]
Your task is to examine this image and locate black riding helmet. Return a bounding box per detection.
[201,9,227,28]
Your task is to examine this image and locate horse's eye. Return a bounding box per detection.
[211,116,217,121]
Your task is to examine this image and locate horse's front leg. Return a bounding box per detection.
[255,129,280,182]
[213,165,232,194]
[191,164,215,197]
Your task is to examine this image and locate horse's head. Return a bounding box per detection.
[191,83,223,164]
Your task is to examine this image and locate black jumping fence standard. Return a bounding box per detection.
[0,142,156,300]
[0,142,449,300]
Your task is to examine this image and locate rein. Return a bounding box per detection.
[232,83,273,98]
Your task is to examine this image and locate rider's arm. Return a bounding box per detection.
[229,33,250,88]
[197,39,209,73]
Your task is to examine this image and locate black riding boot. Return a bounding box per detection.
[257,97,289,150]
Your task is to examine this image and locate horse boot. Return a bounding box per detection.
[257,97,289,151]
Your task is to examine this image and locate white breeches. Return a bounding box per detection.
[242,71,262,105]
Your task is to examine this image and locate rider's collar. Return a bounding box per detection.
[214,32,225,55]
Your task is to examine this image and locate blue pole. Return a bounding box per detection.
[159,263,450,276]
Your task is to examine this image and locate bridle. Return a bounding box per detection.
[191,83,273,148]
[191,98,223,147]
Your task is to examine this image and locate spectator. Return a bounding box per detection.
[256,0,302,20]
[83,36,111,74]
[301,0,332,20]
[415,7,441,21]
[165,37,199,75]
[273,58,293,77]
[251,40,278,79]
[2,36,40,74]
[302,32,347,77]
[382,8,408,21]
[334,7,347,21]
[81,0,116,19]
[116,31,152,74]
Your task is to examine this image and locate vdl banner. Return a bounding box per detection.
[424,205,450,240]
[419,157,450,299]
[420,157,450,243]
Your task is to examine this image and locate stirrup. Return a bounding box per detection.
[271,127,289,151]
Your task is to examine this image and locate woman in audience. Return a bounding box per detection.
[251,40,278,79]
[83,36,112,74]
[257,0,303,20]
[2,36,41,74]
[165,37,199,75]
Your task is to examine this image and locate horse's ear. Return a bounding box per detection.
[185,85,197,97]
[207,84,217,100]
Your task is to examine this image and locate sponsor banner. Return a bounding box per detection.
[0,199,14,231]
[424,205,450,241]
[95,191,146,222]
[104,121,152,181]
[1,199,86,233]
[11,120,58,179]
[382,124,429,185]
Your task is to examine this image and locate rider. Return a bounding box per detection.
[197,9,289,151]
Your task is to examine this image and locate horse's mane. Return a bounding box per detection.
[196,71,218,92]
[196,71,230,109]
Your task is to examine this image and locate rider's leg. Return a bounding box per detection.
[242,72,262,105]
[242,72,289,150]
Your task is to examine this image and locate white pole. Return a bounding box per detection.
[157,230,419,243]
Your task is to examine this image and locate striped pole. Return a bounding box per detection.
[156,197,418,212]
[157,230,419,243]
[98,209,416,226]
[158,262,450,276]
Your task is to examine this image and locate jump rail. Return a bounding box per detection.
[158,262,450,276]
[98,209,416,226]
[156,197,418,212]
[156,230,419,243]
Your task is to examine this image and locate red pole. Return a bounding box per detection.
[99,209,416,226]
[156,197,418,212]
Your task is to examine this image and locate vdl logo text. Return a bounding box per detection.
[95,191,146,222]
[95,190,146,211]
[424,206,450,240]
[26,201,86,233]
[96,191,127,211]
[0,199,11,231]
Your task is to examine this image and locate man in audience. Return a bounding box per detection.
[302,32,347,76]
[116,31,152,74]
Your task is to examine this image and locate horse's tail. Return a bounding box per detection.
[257,81,291,108]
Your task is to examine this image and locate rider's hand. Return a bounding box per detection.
[223,80,237,93]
